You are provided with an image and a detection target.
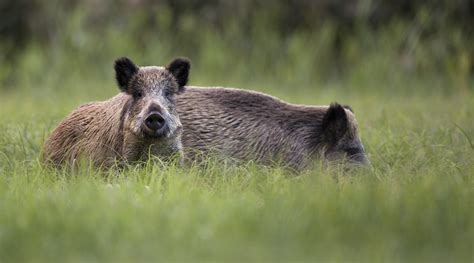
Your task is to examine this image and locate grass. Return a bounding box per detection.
[0,22,473,261]
[1,76,473,262]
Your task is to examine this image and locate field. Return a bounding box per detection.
[1,9,474,261]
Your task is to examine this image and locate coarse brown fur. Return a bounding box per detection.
[177,87,369,171]
[42,57,190,168]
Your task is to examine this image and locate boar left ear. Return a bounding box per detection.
[322,103,349,144]
[114,57,139,92]
[167,57,190,92]
[342,104,354,113]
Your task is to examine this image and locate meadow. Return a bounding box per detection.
[0,11,473,261]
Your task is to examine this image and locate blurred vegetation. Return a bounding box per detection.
[0,0,473,94]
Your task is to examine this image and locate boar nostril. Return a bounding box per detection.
[145,113,166,131]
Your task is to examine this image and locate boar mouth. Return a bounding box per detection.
[143,126,170,139]
[143,125,184,141]
[347,153,371,167]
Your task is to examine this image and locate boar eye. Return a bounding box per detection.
[133,91,143,99]
[345,147,361,156]
[163,89,173,97]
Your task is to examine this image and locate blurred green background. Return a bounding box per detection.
[1,0,473,96]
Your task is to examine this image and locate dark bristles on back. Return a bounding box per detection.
[114,57,139,92]
[167,57,191,90]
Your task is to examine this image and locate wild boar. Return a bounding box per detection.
[177,87,369,171]
[42,57,190,168]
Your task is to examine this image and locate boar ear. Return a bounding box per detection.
[343,104,354,113]
[114,57,139,92]
[322,103,349,144]
[167,57,190,92]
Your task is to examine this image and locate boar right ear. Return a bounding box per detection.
[167,57,190,92]
[114,57,139,92]
[322,103,349,144]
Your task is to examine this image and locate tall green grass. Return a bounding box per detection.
[1,77,473,262]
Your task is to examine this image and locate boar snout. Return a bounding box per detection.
[349,152,371,167]
[144,112,168,138]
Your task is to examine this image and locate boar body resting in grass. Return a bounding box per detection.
[177,87,369,171]
[42,57,190,168]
